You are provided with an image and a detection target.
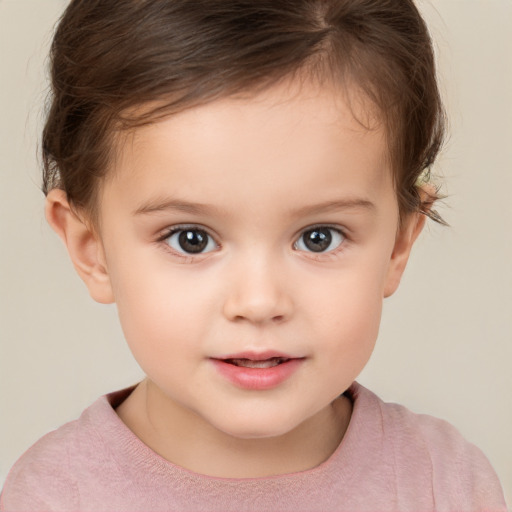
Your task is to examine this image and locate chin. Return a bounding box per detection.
[211,412,304,441]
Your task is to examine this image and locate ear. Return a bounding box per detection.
[383,209,426,299]
[45,189,114,304]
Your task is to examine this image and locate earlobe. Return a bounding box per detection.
[383,212,426,298]
[45,189,114,304]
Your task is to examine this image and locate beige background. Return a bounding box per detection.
[1,0,511,503]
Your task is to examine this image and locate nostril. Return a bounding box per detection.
[233,313,284,322]
[222,287,293,324]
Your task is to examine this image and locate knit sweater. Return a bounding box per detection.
[1,382,507,511]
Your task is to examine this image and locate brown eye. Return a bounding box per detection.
[295,227,345,253]
[165,228,216,254]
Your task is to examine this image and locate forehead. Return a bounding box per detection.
[103,80,393,219]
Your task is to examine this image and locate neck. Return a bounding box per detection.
[116,379,352,478]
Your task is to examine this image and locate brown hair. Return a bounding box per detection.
[42,0,446,225]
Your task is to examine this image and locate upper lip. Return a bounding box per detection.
[213,350,300,361]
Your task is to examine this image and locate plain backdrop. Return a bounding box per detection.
[1,0,511,503]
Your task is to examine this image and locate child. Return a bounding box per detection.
[1,0,507,510]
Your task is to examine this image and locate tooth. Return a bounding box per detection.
[228,357,285,368]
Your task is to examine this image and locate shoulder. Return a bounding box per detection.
[350,383,507,511]
[1,387,134,512]
[1,419,80,511]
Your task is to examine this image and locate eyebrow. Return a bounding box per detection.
[133,197,376,217]
[134,198,225,217]
[292,198,376,217]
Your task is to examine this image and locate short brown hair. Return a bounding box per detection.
[43,0,446,225]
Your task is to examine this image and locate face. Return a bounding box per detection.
[91,80,411,439]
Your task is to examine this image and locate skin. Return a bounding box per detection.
[46,79,426,478]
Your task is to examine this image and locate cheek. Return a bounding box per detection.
[107,255,207,362]
[318,296,381,387]
[311,260,387,359]
[325,289,382,350]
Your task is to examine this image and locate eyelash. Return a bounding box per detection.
[293,224,347,261]
[156,224,348,262]
[156,224,217,264]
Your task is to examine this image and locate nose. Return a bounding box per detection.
[222,253,294,325]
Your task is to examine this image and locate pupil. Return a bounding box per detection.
[304,228,331,252]
[178,230,208,253]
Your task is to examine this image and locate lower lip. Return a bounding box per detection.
[211,359,303,390]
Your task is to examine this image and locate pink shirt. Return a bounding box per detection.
[1,383,507,511]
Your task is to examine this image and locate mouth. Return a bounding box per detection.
[222,357,290,369]
[211,352,304,390]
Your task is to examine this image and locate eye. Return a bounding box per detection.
[294,226,345,253]
[163,227,217,255]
